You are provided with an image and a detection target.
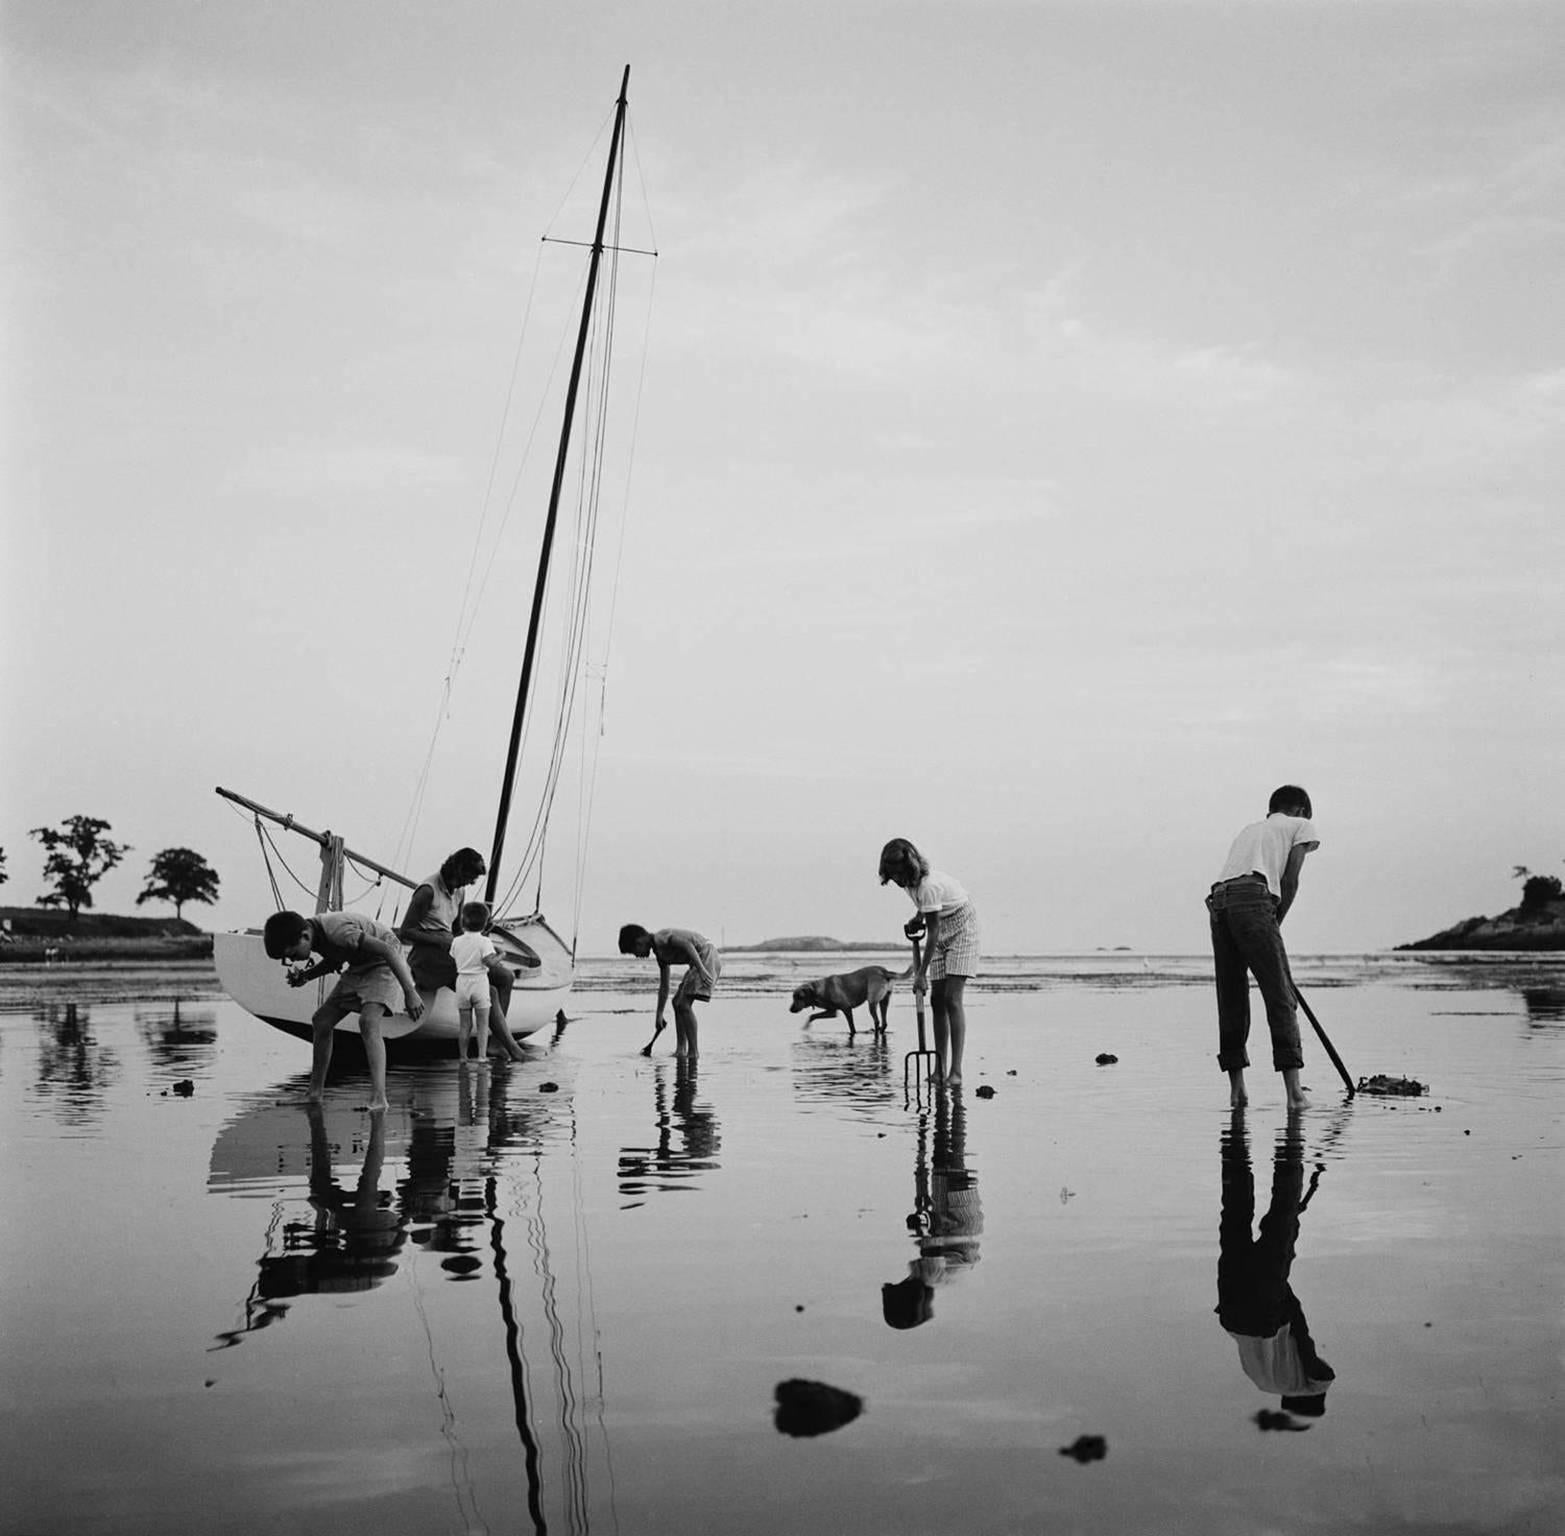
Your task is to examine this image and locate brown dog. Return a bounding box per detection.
[790,964,911,1035]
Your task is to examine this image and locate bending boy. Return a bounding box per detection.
[619,924,721,1056]
[1206,786,1319,1110]
[263,909,424,1112]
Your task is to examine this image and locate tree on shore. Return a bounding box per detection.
[1514,865,1564,911]
[30,816,129,928]
[137,847,220,923]
[0,846,8,886]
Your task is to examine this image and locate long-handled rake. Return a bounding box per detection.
[1291,981,1355,1097]
[903,936,938,1102]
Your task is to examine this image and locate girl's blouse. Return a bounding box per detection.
[910,870,970,915]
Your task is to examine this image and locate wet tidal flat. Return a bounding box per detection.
[1,954,1560,1535]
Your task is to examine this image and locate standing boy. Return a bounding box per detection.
[619,924,722,1057]
[262,909,424,1112]
[1206,786,1320,1110]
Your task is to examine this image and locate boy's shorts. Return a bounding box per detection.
[675,949,722,1004]
[455,974,491,1010]
[326,964,405,1016]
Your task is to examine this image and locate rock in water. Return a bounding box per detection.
[773,1378,863,1438]
[1059,1434,1107,1463]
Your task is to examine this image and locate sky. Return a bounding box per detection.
[3,0,1561,956]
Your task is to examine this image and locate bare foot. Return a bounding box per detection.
[1230,1088,1248,1108]
[946,1072,962,1088]
[1286,1093,1310,1112]
[365,1099,389,1114]
[306,1088,324,1105]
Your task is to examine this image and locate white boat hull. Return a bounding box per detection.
[214,915,572,1049]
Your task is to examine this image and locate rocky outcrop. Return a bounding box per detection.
[1398,898,1565,951]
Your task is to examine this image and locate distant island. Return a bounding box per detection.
[1398,883,1565,952]
[729,936,904,953]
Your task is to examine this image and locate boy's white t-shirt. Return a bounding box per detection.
[911,870,970,915]
[1216,814,1321,898]
[450,931,497,976]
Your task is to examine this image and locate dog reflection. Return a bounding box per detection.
[883,1090,982,1328]
[1217,1112,1335,1420]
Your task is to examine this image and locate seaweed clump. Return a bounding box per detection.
[1357,1075,1427,1097]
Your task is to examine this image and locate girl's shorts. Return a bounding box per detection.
[928,902,981,981]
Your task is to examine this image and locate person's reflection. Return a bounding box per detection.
[882,1088,983,1328]
[1217,1111,1335,1420]
[215,1107,404,1348]
[618,1058,721,1197]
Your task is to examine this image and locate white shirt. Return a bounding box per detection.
[910,870,970,915]
[450,930,496,977]
[1217,814,1321,898]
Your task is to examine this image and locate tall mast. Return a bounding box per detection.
[487,65,630,907]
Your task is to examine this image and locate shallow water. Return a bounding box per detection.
[1,953,1560,1536]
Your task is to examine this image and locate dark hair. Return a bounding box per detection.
[440,847,487,887]
[262,910,310,959]
[1268,785,1313,819]
[878,838,929,888]
[618,923,651,955]
[460,901,490,931]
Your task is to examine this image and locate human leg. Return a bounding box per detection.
[457,1001,474,1058]
[1226,901,1305,1103]
[938,976,968,1086]
[930,985,951,1081]
[1208,894,1253,1105]
[486,975,528,1060]
[674,999,699,1056]
[472,1001,491,1061]
[308,1002,349,1102]
[360,1004,390,1111]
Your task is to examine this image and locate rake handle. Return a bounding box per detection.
[1291,981,1355,1097]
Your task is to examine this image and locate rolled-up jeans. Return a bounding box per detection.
[1206,876,1303,1072]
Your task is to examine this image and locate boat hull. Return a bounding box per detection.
[214,915,572,1048]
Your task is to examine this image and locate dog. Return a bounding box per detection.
[790,964,912,1035]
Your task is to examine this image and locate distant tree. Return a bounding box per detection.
[30,816,130,928]
[137,847,220,923]
[1519,874,1563,911]
[0,846,8,886]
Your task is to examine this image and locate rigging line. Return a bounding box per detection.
[625,109,660,259]
[457,259,591,668]
[498,240,620,917]
[253,817,285,910]
[405,1261,491,1536]
[258,823,319,900]
[531,1156,589,1536]
[574,250,658,950]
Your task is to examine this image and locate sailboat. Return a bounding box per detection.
[214,68,643,1050]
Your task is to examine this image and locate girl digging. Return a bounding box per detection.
[879,838,981,1087]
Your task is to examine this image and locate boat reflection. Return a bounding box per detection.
[882,1088,983,1328]
[1216,1112,1336,1426]
[617,1057,721,1199]
[207,1063,606,1533]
